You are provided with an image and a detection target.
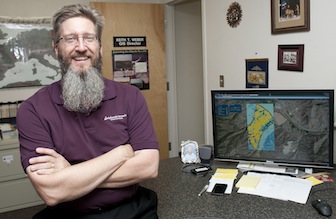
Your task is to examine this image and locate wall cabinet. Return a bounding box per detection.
[0,139,43,213]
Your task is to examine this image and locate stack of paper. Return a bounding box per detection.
[237,172,313,204]
[206,168,238,194]
[236,174,262,190]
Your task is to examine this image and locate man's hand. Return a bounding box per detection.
[29,147,71,175]
[28,144,134,175]
[25,144,135,205]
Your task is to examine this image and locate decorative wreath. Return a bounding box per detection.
[226,2,243,28]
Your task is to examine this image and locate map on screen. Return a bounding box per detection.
[213,91,333,167]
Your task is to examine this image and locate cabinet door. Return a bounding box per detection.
[0,146,25,181]
[0,141,43,213]
[0,178,43,213]
[90,2,169,160]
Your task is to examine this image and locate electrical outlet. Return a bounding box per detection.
[219,75,224,87]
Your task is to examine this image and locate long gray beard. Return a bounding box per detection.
[61,67,105,114]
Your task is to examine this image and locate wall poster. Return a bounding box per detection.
[112,50,149,90]
[0,17,61,89]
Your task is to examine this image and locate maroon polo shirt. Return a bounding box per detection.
[17,79,158,213]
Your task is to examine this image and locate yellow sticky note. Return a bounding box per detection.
[236,175,261,190]
[212,172,237,179]
[306,176,323,186]
[216,168,238,174]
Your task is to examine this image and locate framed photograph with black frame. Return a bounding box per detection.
[278,44,304,72]
[246,58,269,89]
[271,0,310,34]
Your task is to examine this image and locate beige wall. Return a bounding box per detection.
[202,0,336,163]
[1,0,90,17]
[0,0,173,17]
[175,1,204,146]
[203,0,336,143]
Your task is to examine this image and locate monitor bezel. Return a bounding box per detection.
[211,89,334,170]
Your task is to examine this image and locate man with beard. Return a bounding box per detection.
[16,4,159,219]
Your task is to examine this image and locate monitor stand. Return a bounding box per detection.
[237,163,300,176]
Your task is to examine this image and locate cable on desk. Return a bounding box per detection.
[311,186,336,196]
[181,163,202,173]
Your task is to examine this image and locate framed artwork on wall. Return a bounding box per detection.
[271,0,310,34]
[0,17,61,89]
[278,44,304,72]
[245,58,269,89]
[112,50,149,90]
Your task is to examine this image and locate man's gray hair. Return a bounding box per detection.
[52,4,104,46]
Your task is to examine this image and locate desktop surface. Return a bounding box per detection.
[141,157,336,219]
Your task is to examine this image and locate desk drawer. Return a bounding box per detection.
[0,177,43,213]
[0,147,25,181]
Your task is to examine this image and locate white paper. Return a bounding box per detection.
[238,172,312,204]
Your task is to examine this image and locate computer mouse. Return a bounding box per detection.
[312,199,332,217]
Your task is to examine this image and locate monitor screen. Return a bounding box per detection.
[211,89,334,169]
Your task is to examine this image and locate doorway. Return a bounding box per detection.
[166,0,204,157]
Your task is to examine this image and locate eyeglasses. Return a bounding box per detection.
[57,34,97,46]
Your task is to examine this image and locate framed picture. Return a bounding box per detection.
[181,140,200,164]
[278,44,304,72]
[245,58,269,88]
[112,50,149,90]
[0,17,61,89]
[271,0,310,34]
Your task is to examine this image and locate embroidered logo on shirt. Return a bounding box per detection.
[104,114,127,121]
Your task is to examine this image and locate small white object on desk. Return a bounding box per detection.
[198,184,209,196]
[305,168,313,174]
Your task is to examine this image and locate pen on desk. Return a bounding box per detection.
[198,184,209,197]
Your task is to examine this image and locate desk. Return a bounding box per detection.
[141,157,336,219]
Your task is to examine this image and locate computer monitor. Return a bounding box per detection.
[211,89,334,170]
